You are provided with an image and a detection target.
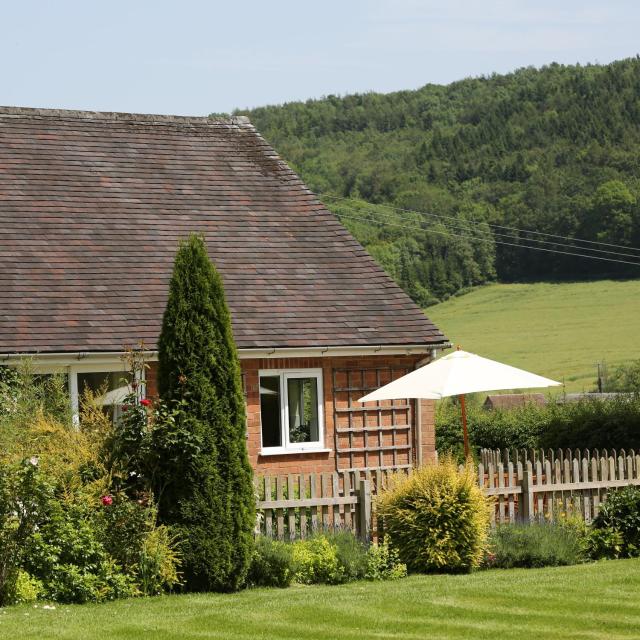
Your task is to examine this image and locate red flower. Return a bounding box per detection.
[101,495,113,506]
[140,398,151,407]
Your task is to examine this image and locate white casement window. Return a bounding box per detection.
[259,369,325,453]
[68,364,143,425]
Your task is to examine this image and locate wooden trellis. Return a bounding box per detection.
[332,367,414,473]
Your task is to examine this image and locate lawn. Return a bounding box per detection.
[427,280,640,393]
[3,559,640,639]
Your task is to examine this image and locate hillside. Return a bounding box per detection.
[235,58,640,305]
[426,281,640,392]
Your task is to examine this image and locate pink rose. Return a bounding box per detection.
[101,495,113,506]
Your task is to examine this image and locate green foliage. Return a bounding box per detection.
[322,531,368,582]
[24,500,137,604]
[365,537,407,580]
[436,399,543,459]
[7,570,43,605]
[155,234,254,592]
[606,359,640,392]
[0,460,52,606]
[376,459,492,573]
[95,496,182,596]
[236,58,640,302]
[540,396,640,450]
[248,533,405,588]
[137,525,182,596]
[486,523,587,569]
[0,363,182,606]
[95,496,154,574]
[587,527,625,560]
[247,537,296,588]
[592,486,640,557]
[292,536,344,585]
[436,394,640,456]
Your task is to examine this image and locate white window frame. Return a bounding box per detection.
[258,368,325,454]
[68,363,144,426]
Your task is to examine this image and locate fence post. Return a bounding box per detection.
[358,479,372,543]
[520,463,533,523]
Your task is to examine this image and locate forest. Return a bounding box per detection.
[231,57,640,305]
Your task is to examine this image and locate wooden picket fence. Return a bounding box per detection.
[255,469,403,541]
[255,448,640,539]
[479,448,640,524]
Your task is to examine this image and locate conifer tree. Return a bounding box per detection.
[155,234,254,592]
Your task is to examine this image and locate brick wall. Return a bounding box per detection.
[145,354,437,475]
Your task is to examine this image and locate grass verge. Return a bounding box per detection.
[3,559,640,639]
[426,281,640,392]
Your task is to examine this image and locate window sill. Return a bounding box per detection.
[259,448,332,457]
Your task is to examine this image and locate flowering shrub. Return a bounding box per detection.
[0,348,183,607]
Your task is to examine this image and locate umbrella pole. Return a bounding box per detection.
[460,393,470,459]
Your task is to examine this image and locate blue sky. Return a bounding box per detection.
[1,1,638,116]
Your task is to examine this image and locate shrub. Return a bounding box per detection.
[13,570,43,604]
[487,522,587,569]
[365,537,407,580]
[436,394,640,455]
[323,531,368,582]
[377,459,492,573]
[291,537,344,585]
[96,496,155,573]
[592,486,640,557]
[24,500,136,604]
[155,235,255,592]
[247,537,296,588]
[540,396,640,451]
[0,460,52,606]
[137,525,182,595]
[605,359,640,392]
[587,527,625,560]
[436,399,544,460]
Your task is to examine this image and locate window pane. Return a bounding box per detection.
[260,376,282,448]
[287,377,319,444]
[77,371,132,421]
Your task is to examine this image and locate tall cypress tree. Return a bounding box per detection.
[155,234,254,592]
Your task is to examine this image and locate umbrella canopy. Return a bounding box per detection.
[358,349,561,459]
[359,350,560,403]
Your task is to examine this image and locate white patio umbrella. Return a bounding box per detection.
[359,349,561,458]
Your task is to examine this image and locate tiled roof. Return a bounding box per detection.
[483,394,547,409]
[0,106,447,354]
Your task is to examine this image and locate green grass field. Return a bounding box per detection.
[427,281,640,393]
[3,560,640,639]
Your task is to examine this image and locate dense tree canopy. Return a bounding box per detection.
[231,57,640,304]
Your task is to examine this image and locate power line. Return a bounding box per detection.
[326,197,640,259]
[320,193,640,256]
[334,208,640,267]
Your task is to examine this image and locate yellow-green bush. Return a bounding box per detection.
[291,537,344,585]
[377,459,492,573]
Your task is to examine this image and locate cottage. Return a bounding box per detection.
[483,393,547,410]
[0,106,448,476]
